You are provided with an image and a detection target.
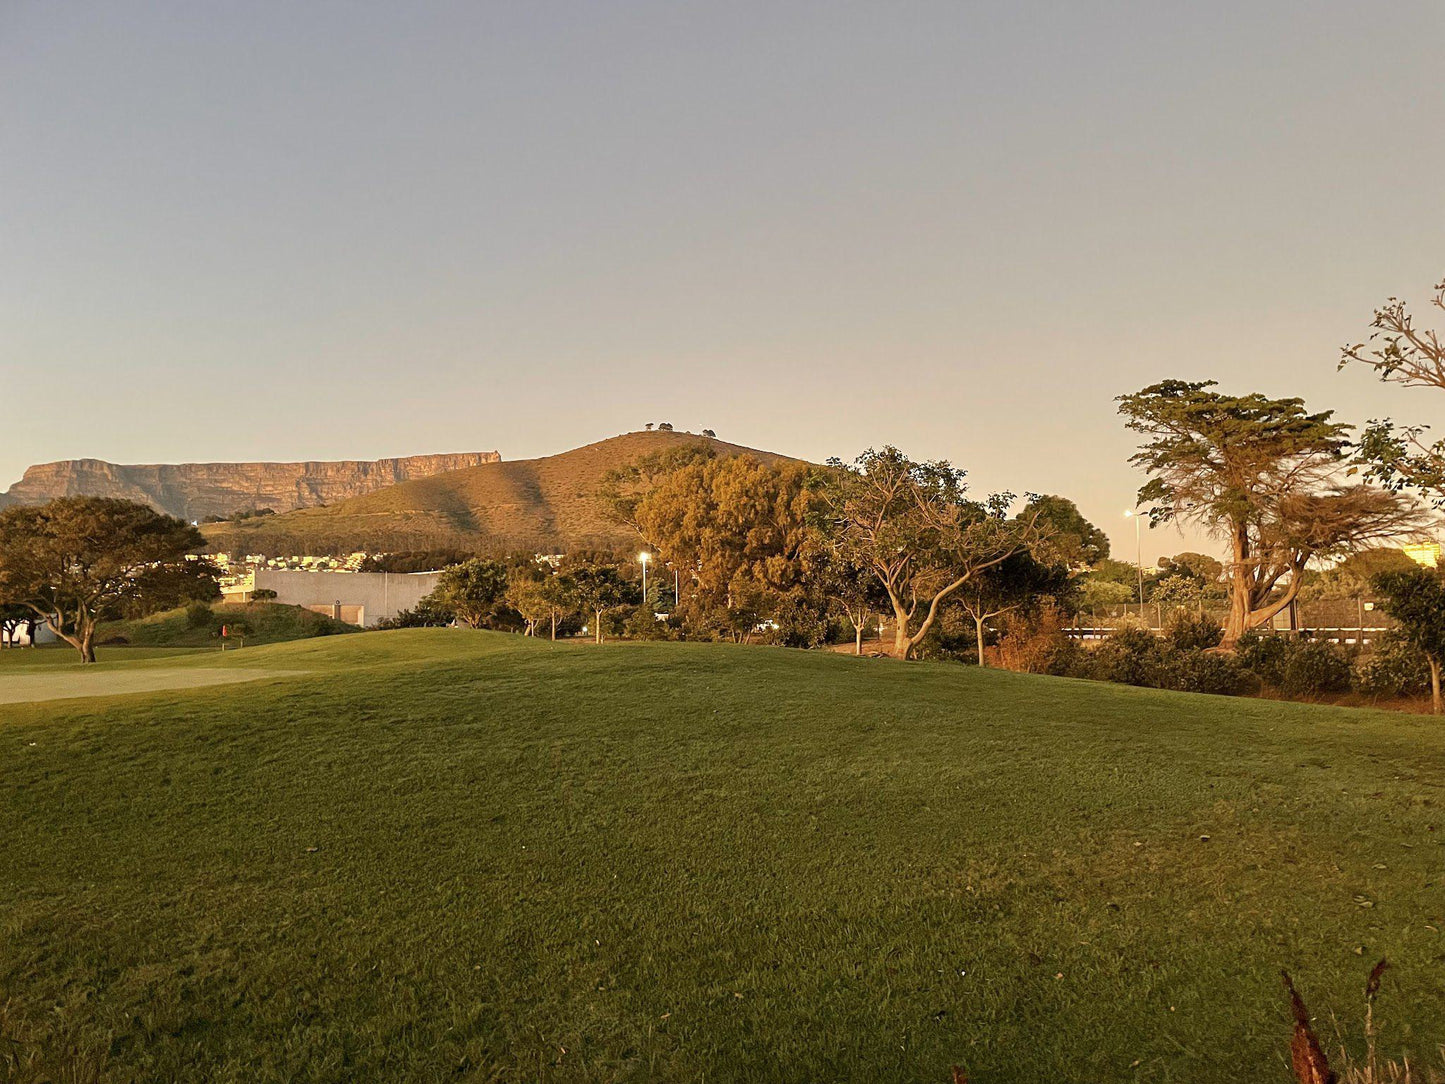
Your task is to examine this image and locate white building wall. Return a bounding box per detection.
[252,569,443,628]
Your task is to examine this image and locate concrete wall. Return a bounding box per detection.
[253,569,442,628]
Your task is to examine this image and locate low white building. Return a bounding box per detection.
[252,569,443,628]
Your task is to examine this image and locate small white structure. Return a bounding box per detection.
[1,620,57,647]
[252,569,443,628]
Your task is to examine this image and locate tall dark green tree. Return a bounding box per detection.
[1021,495,1109,567]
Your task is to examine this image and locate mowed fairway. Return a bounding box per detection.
[2,632,1443,1083]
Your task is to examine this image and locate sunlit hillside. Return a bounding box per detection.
[201,430,799,555]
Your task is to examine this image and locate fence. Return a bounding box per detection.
[1067,598,1395,646]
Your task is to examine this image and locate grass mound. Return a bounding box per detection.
[2,632,1443,1081]
[99,601,355,648]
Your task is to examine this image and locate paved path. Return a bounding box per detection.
[0,668,303,705]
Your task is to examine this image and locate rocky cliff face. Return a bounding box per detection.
[2,452,501,521]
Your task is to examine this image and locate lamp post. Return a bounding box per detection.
[638,551,650,608]
[1124,510,1145,620]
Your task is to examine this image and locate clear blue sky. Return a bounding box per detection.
[3,1,1442,560]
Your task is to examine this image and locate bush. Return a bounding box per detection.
[1042,637,1094,679]
[1354,631,1431,698]
[1236,631,1291,686]
[1089,625,1166,687]
[1280,641,1353,697]
[1162,650,1255,696]
[994,603,1071,674]
[251,588,278,601]
[185,601,214,629]
[1162,608,1223,652]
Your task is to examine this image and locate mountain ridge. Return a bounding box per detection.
[2,452,501,522]
[200,431,799,555]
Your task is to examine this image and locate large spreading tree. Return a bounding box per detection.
[824,447,1044,660]
[629,455,818,638]
[0,497,212,663]
[423,558,510,629]
[1119,380,1426,647]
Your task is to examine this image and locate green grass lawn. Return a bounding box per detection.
[2,631,1442,1082]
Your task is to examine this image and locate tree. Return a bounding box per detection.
[819,547,888,655]
[568,561,637,643]
[1,600,34,648]
[118,557,222,618]
[824,447,1044,659]
[1372,568,1445,714]
[1341,275,1445,503]
[1079,577,1135,610]
[1119,381,1425,647]
[1022,495,1109,567]
[598,442,718,532]
[1158,551,1224,586]
[0,497,208,662]
[536,572,579,641]
[507,567,578,639]
[702,429,717,438]
[629,455,818,640]
[423,558,509,628]
[955,552,1072,666]
[1308,546,1419,600]
[1152,552,1226,612]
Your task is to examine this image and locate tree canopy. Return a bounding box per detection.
[824,447,1044,659]
[1021,495,1109,567]
[423,558,510,629]
[1119,380,1423,645]
[0,497,211,662]
[1372,568,1445,713]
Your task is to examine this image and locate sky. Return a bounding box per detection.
[3,1,1443,562]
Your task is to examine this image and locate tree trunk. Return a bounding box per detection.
[551,611,557,641]
[975,615,987,667]
[1430,658,1441,716]
[79,621,97,664]
[1223,527,1252,648]
[889,595,912,658]
[594,609,603,644]
[855,622,863,656]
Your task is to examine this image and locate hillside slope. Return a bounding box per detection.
[3,633,1443,1080]
[202,430,796,554]
[3,451,501,520]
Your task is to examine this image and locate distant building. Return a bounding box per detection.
[1403,542,1441,569]
[251,569,443,628]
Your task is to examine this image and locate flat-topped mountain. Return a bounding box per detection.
[2,452,501,522]
[201,431,797,555]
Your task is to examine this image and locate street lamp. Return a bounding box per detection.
[638,551,650,605]
[1124,510,1145,619]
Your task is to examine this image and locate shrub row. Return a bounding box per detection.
[1042,613,1431,700]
